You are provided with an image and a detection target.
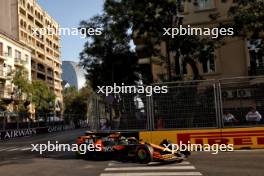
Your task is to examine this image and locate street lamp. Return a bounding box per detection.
[48,101,54,123]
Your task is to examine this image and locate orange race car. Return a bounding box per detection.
[75,131,190,164]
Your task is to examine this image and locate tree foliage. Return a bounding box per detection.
[229,0,264,75]
[12,68,31,100]
[79,14,138,90]
[80,0,264,83]
[63,84,93,122]
[229,0,264,38]
[31,80,56,114]
[103,0,218,81]
[5,68,55,117]
[11,68,32,114]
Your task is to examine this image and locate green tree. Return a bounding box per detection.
[63,86,79,114]
[12,68,32,121]
[79,15,138,90]
[103,0,218,81]
[229,0,264,37]
[63,84,93,124]
[2,68,57,120]
[31,80,56,117]
[229,0,264,75]
[12,67,31,100]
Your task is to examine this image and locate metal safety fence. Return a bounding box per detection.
[219,77,264,128]
[1,76,263,132]
[90,76,264,131]
[88,93,150,131]
[151,80,218,130]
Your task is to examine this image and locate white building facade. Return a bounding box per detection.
[0,31,31,111]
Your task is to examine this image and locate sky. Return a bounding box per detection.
[37,0,104,63]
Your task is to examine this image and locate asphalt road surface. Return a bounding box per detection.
[0,129,264,176]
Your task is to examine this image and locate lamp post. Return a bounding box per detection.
[10,90,20,130]
[48,101,54,125]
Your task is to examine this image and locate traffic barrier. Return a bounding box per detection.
[139,127,264,149]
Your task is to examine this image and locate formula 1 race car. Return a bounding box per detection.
[75,131,190,164]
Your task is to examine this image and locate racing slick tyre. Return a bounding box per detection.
[136,146,153,164]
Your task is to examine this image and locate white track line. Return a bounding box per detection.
[7,148,21,151]
[149,161,191,165]
[0,147,12,151]
[108,161,191,166]
[0,147,32,151]
[105,166,195,171]
[21,147,32,151]
[100,172,202,176]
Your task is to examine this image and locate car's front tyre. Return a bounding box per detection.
[136,147,152,164]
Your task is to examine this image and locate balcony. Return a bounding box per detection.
[47,70,54,78]
[54,67,62,74]
[54,76,62,82]
[0,86,12,99]
[54,81,62,90]
[46,59,54,67]
[0,53,5,60]
[37,73,46,81]
[47,78,54,88]
[14,58,27,67]
[27,14,34,23]
[31,62,36,70]
[0,69,7,80]
[19,7,26,17]
[37,64,45,73]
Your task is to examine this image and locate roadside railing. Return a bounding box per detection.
[88,76,264,131]
[1,76,264,132]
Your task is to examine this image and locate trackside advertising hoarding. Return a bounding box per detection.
[139,127,264,149]
[0,125,75,141]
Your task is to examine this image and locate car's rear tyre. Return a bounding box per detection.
[136,147,152,164]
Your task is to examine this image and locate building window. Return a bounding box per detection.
[0,42,3,56]
[28,25,32,32]
[0,63,3,72]
[196,0,215,10]
[25,54,29,63]
[7,46,12,57]
[20,19,23,27]
[248,39,264,75]
[175,55,187,75]
[202,59,215,73]
[15,50,21,60]
[7,65,12,74]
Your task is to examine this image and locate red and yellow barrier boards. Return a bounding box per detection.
[139,127,264,149]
